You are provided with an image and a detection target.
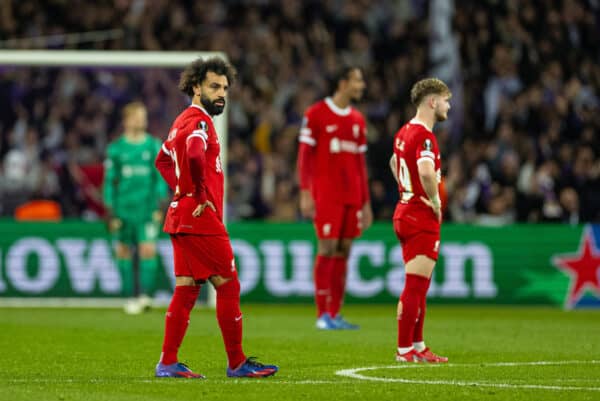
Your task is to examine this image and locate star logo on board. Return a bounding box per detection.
[552,226,600,309]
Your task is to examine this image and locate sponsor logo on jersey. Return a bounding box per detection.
[325,124,338,133]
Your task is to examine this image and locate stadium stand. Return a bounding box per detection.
[0,0,598,223]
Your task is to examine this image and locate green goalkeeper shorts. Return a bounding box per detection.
[113,218,160,245]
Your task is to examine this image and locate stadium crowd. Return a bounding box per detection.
[0,0,598,223]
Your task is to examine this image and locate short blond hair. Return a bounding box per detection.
[410,78,451,106]
[121,101,146,119]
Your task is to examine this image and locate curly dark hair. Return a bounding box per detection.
[178,57,237,97]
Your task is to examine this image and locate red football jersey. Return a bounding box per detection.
[392,118,442,229]
[157,104,226,235]
[298,97,368,206]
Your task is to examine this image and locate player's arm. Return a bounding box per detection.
[358,142,372,230]
[389,154,399,184]
[152,139,170,222]
[297,113,317,219]
[102,145,117,211]
[186,129,215,217]
[102,145,121,231]
[155,143,177,191]
[418,156,442,222]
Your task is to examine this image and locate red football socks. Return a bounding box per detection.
[314,255,334,317]
[328,256,347,318]
[397,274,430,348]
[216,278,246,369]
[160,285,200,365]
[413,277,432,343]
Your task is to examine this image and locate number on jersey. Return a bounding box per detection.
[398,157,413,202]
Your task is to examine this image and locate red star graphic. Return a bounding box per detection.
[553,228,600,308]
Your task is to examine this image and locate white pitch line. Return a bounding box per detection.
[335,360,600,392]
[3,378,348,385]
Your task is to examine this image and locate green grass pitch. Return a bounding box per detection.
[1,305,599,401]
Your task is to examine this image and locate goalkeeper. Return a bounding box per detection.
[103,101,169,314]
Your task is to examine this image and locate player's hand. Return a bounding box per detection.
[152,210,163,223]
[107,217,122,233]
[361,202,373,230]
[299,190,315,219]
[420,196,442,222]
[192,200,216,217]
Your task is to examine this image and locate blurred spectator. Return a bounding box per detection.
[0,0,598,223]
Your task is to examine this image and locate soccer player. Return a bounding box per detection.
[154,57,278,378]
[297,66,372,330]
[103,102,168,314]
[389,78,451,363]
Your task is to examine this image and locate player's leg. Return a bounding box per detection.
[209,273,246,372]
[313,202,344,329]
[156,235,203,378]
[329,238,358,328]
[115,241,133,297]
[136,220,160,306]
[412,274,431,351]
[328,205,362,329]
[396,255,434,362]
[210,273,278,378]
[112,219,134,298]
[406,231,447,363]
[314,238,338,328]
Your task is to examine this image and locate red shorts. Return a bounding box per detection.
[314,203,362,239]
[393,218,440,263]
[170,234,236,281]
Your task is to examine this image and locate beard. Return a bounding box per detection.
[435,109,448,122]
[201,94,226,116]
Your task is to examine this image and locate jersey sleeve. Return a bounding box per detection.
[186,122,208,203]
[357,115,369,203]
[297,108,319,190]
[152,138,170,205]
[155,142,177,191]
[102,143,118,212]
[415,131,438,167]
[298,108,318,147]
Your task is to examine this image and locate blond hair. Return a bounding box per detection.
[121,101,146,120]
[410,78,451,106]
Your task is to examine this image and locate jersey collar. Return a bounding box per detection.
[325,97,351,116]
[190,103,213,120]
[409,117,432,132]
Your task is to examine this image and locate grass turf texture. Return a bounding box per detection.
[1,305,599,401]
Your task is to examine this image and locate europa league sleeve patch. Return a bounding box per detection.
[423,138,433,151]
[198,121,208,132]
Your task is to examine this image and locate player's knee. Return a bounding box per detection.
[175,276,196,286]
[336,240,353,258]
[214,275,240,298]
[317,240,336,257]
[139,243,156,259]
[115,244,131,259]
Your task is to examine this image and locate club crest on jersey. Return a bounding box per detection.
[423,139,433,151]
